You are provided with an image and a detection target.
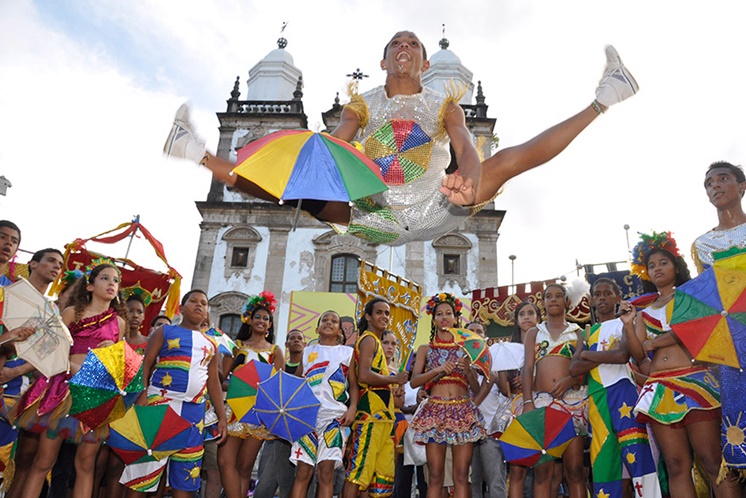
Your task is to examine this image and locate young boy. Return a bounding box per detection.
[569,278,661,498]
[343,299,408,498]
[120,289,227,497]
[289,312,355,498]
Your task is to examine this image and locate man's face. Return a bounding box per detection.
[705,167,745,209]
[30,252,64,284]
[286,331,306,354]
[365,301,390,333]
[591,283,620,316]
[381,31,429,77]
[0,227,20,265]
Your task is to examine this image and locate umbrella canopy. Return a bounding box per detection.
[204,327,237,356]
[226,359,276,425]
[490,342,524,372]
[68,341,144,430]
[450,327,492,377]
[255,370,320,443]
[670,247,746,368]
[108,404,202,465]
[1,278,73,377]
[499,405,577,467]
[232,130,388,203]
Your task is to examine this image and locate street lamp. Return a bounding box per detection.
[509,255,516,291]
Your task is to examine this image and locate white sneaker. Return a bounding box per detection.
[595,45,639,108]
[163,103,206,164]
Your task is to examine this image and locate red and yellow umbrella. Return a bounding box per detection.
[450,327,491,377]
[499,405,576,467]
[232,130,388,203]
[226,360,276,424]
[670,247,746,368]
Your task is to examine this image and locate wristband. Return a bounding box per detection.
[523,399,534,405]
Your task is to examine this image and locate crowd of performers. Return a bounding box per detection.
[0,161,745,498]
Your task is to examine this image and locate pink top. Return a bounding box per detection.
[69,308,120,355]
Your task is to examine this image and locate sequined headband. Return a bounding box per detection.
[630,231,681,281]
[85,257,121,278]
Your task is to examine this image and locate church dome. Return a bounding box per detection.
[246,37,302,101]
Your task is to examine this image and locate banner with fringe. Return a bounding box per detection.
[356,261,422,369]
[50,222,182,333]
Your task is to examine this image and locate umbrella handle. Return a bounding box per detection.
[0,335,18,347]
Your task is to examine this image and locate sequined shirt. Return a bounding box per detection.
[344,86,472,245]
[426,336,468,389]
[693,222,746,272]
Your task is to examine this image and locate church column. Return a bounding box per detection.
[405,240,425,289]
[264,226,291,301]
[192,221,221,292]
[476,231,498,289]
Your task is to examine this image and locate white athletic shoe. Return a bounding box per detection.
[163,103,206,164]
[595,45,639,108]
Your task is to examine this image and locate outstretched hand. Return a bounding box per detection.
[440,174,476,206]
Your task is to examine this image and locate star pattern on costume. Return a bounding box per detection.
[187,464,201,481]
[618,402,633,419]
[625,451,637,464]
[167,338,181,350]
[308,351,318,364]
[596,489,610,498]
[161,372,173,387]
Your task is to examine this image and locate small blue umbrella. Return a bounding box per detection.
[255,371,320,443]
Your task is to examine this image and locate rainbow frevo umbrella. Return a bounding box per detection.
[450,328,492,378]
[499,405,576,467]
[226,359,276,425]
[670,246,746,368]
[232,130,388,204]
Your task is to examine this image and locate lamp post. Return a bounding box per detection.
[509,255,516,292]
[624,224,631,254]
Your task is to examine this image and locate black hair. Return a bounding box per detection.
[511,301,541,344]
[150,314,171,328]
[27,248,63,275]
[383,32,428,60]
[358,297,389,333]
[542,283,567,300]
[641,248,692,294]
[181,289,208,306]
[340,316,355,325]
[126,293,146,307]
[590,277,622,296]
[286,329,305,342]
[0,220,21,244]
[706,161,746,185]
[236,305,275,344]
[428,300,461,341]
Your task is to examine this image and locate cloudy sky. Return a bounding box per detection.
[2,0,744,295]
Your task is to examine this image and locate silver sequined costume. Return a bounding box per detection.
[342,86,472,245]
[693,222,746,271]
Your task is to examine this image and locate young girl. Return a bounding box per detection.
[289,310,355,498]
[410,292,483,498]
[522,284,586,498]
[123,293,148,354]
[120,289,227,497]
[495,301,540,498]
[11,260,127,498]
[218,291,284,498]
[626,232,741,498]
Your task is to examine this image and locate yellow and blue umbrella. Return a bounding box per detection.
[499,405,576,467]
[255,370,320,443]
[232,130,388,203]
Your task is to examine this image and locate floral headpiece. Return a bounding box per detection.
[85,257,120,278]
[630,231,681,281]
[60,269,85,290]
[121,283,153,307]
[425,292,463,316]
[241,290,277,323]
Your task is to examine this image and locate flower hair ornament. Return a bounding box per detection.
[425,292,463,316]
[630,231,681,281]
[85,257,120,278]
[60,269,85,290]
[241,290,277,323]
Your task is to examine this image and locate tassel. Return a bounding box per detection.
[434,80,467,142]
[344,83,370,135]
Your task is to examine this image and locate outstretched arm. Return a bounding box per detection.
[330,107,362,142]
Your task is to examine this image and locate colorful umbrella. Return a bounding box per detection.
[669,247,746,368]
[1,277,73,377]
[204,327,238,356]
[450,327,492,377]
[254,370,320,443]
[108,404,202,465]
[226,359,276,425]
[232,130,388,203]
[499,405,577,467]
[68,341,144,430]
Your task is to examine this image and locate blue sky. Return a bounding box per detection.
[2,0,746,294]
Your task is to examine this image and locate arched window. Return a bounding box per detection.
[330,254,359,293]
[219,313,243,338]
